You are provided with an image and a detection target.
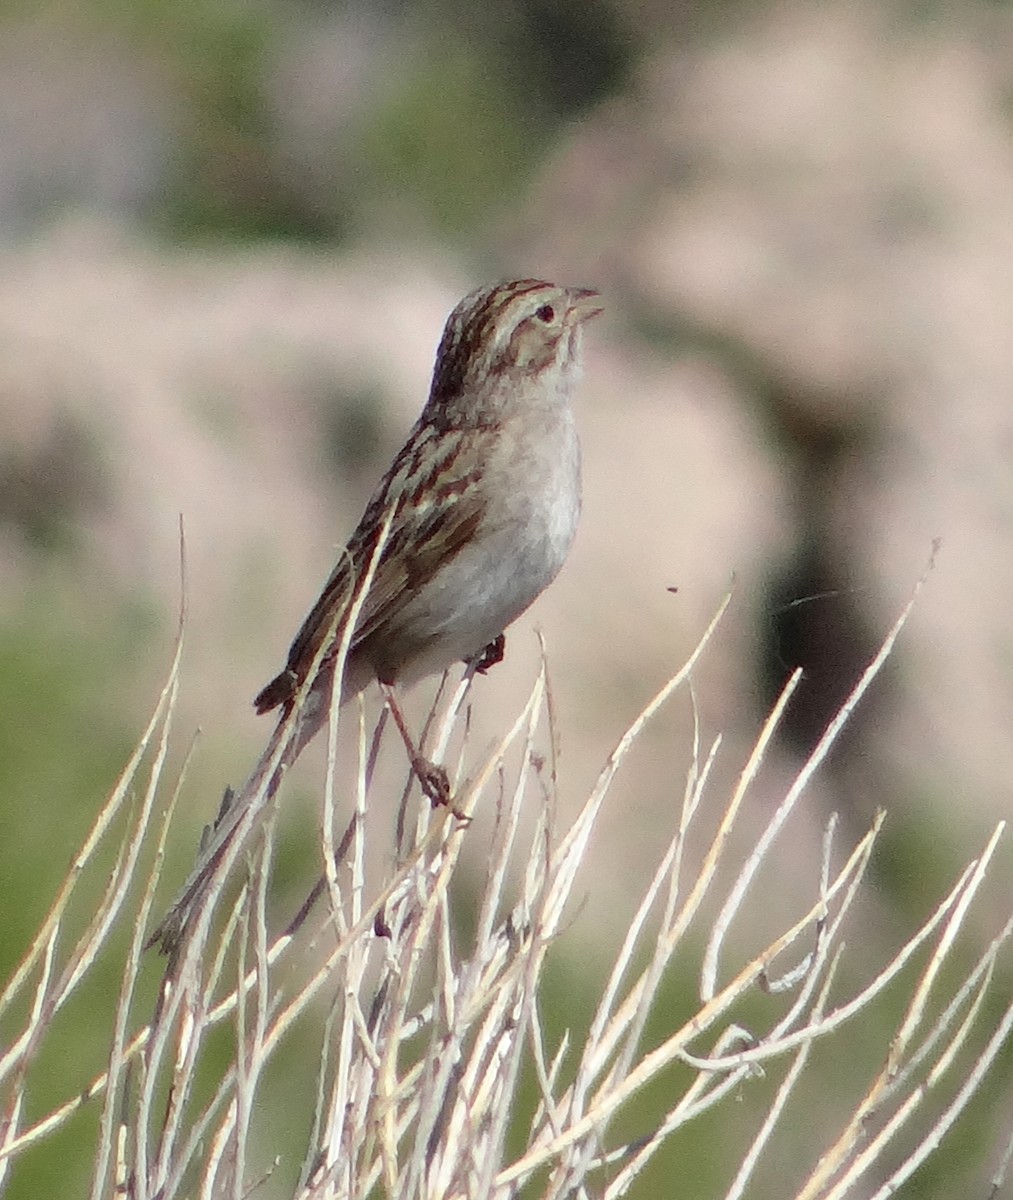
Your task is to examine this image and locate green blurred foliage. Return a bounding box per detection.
[96,0,303,240]
[0,591,155,1199]
[0,595,144,946]
[354,41,534,237]
[0,0,637,244]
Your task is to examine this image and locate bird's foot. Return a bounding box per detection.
[413,755,451,807]
[412,756,471,822]
[471,633,506,674]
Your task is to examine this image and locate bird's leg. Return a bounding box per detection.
[470,632,506,674]
[379,682,451,806]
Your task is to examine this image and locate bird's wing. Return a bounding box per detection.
[254,424,484,713]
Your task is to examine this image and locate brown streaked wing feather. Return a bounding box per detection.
[346,426,484,647]
[254,425,484,713]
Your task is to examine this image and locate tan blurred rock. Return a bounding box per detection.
[522,1,1013,846]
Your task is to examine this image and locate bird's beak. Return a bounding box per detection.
[566,287,604,325]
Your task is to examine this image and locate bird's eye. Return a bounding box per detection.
[535,303,555,323]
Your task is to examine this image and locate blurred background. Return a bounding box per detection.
[2,0,1013,1195]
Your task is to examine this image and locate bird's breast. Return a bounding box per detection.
[363,404,581,687]
[487,403,581,578]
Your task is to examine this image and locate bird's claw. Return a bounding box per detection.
[414,757,451,807]
[472,633,506,674]
[413,757,470,822]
